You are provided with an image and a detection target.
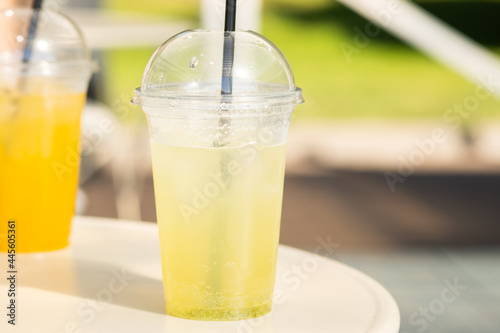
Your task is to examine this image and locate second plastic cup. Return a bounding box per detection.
[0,8,94,252]
[134,30,303,320]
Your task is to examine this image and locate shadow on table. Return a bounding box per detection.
[17,251,165,315]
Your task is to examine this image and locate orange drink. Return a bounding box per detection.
[0,90,86,252]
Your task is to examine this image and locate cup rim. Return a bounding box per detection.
[133,86,304,110]
[0,60,98,77]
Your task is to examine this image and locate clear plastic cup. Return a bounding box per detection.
[0,8,95,252]
[134,29,303,320]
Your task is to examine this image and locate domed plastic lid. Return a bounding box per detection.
[0,8,95,77]
[133,29,303,109]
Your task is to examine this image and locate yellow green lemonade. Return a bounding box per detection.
[0,88,85,252]
[150,140,287,320]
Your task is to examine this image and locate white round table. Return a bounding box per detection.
[0,216,400,333]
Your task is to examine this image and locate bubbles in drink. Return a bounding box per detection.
[150,141,286,320]
[189,56,199,69]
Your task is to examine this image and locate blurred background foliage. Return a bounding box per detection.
[99,0,500,123]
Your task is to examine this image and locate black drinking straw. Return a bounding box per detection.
[221,0,236,95]
[22,0,44,64]
[209,1,237,312]
[215,0,236,148]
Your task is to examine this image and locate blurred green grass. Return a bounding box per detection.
[101,0,500,122]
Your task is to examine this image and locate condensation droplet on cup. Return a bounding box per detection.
[220,102,228,110]
[189,56,199,69]
[263,102,270,108]
[169,103,176,109]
